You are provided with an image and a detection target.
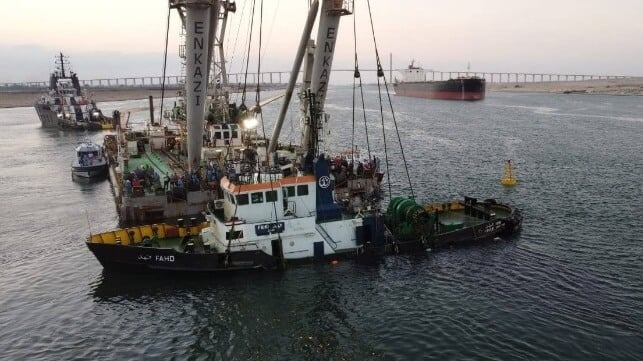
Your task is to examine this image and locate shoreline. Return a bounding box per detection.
[0,88,176,109]
[2,79,642,108]
[488,78,643,96]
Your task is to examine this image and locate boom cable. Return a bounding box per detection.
[366,0,415,199]
[159,3,172,124]
[240,0,257,108]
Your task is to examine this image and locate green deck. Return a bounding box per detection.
[124,149,176,178]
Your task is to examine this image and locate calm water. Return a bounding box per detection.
[0,88,641,360]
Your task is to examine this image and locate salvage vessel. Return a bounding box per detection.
[87,0,521,272]
[35,52,114,130]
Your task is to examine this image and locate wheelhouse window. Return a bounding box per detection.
[226,230,243,240]
[266,190,278,202]
[297,184,309,196]
[285,186,295,197]
[236,193,249,205]
[251,192,264,204]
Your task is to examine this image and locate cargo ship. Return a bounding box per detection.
[393,62,485,101]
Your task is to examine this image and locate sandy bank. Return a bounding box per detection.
[0,88,175,108]
[488,78,643,95]
[3,78,642,108]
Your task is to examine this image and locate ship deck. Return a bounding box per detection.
[439,205,512,228]
[124,147,178,178]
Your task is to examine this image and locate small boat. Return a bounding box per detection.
[34,52,114,131]
[501,160,517,186]
[71,140,108,179]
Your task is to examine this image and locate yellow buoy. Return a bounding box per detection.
[501,160,517,186]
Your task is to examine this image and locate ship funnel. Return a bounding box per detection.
[185,0,213,172]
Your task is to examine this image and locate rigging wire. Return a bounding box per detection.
[351,10,357,165]
[255,0,263,105]
[352,7,371,161]
[259,0,280,62]
[240,0,257,108]
[256,0,270,162]
[256,0,280,224]
[226,0,248,104]
[365,0,415,199]
[159,3,172,124]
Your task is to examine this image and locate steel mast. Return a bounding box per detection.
[184,0,216,172]
[301,0,352,155]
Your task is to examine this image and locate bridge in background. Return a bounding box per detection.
[0,70,636,91]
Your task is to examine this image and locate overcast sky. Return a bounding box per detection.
[1,0,642,83]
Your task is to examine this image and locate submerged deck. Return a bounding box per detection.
[428,201,513,229]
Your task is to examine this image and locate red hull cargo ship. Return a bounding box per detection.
[393,62,486,101]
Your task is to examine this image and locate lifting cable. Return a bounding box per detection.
[258,0,284,268]
[352,8,371,161]
[159,4,172,124]
[365,0,415,200]
[240,0,257,109]
[255,0,271,165]
[226,0,248,104]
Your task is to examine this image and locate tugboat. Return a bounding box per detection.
[35,52,113,130]
[86,0,521,272]
[71,140,108,179]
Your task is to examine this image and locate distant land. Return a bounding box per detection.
[0,88,172,108]
[488,78,643,96]
[2,78,642,108]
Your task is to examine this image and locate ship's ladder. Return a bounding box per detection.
[316,223,338,250]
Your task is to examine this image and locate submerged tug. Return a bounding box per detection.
[385,196,522,252]
[86,192,522,272]
[85,0,522,273]
[86,220,277,272]
[86,192,522,273]
[86,150,521,273]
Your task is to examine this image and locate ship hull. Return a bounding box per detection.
[72,164,108,178]
[35,104,109,131]
[86,242,277,272]
[393,77,486,101]
[85,206,522,273]
[34,104,60,128]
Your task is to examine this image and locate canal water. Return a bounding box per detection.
[0,87,641,360]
